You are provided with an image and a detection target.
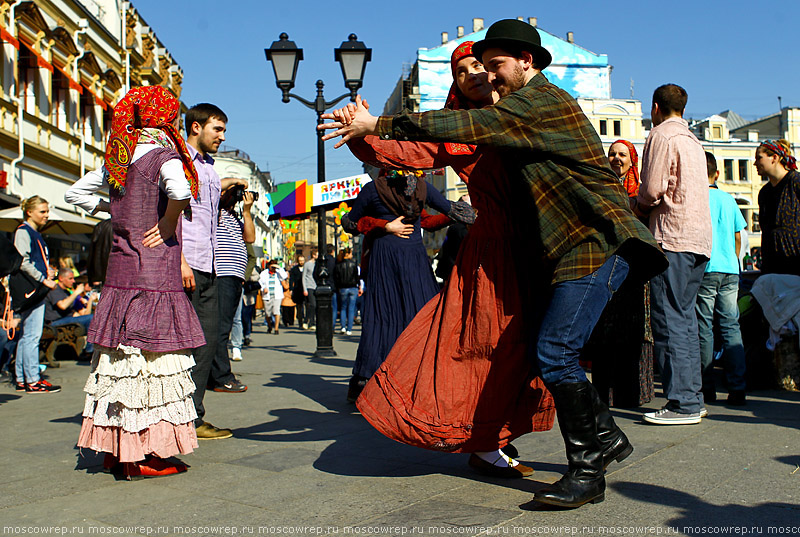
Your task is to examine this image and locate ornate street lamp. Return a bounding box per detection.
[265,33,371,359]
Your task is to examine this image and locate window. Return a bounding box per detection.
[713,125,722,139]
[51,69,69,131]
[613,120,621,137]
[738,160,748,183]
[17,49,37,115]
[599,120,607,136]
[724,159,734,182]
[752,212,761,233]
[80,91,95,144]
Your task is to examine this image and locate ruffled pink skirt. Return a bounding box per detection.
[77,345,199,462]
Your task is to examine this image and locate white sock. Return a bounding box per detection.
[474,449,518,467]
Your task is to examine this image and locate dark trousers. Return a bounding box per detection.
[295,296,306,326]
[187,269,219,427]
[242,303,255,337]
[650,251,708,414]
[210,276,241,387]
[306,290,317,326]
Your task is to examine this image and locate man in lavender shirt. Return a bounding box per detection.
[181,103,247,440]
[632,84,712,425]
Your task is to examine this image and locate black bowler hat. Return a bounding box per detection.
[472,19,552,69]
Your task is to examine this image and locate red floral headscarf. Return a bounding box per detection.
[444,42,480,156]
[610,139,639,196]
[104,86,198,199]
[445,41,480,111]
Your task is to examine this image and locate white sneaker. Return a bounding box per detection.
[699,407,708,418]
[231,348,243,361]
[346,330,352,336]
[643,407,701,425]
[340,327,347,334]
[301,323,307,330]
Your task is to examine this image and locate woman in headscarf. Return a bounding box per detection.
[584,139,654,407]
[754,139,800,276]
[335,42,567,478]
[608,139,640,197]
[65,86,205,479]
[344,167,474,400]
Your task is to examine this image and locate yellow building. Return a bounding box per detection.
[0,0,184,258]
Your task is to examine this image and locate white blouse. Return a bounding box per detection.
[65,144,192,215]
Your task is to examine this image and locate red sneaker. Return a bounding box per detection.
[15,382,25,392]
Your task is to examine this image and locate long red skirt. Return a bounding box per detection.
[357,225,555,453]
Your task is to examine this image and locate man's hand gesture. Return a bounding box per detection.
[318,95,378,149]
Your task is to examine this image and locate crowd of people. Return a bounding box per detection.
[1,17,798,510]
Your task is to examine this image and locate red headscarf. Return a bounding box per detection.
[445,41,478,111]
[104,86,198,199]
[444,42,479,156]
[610,139,639,196]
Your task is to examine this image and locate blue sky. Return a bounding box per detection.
[132,0,798,184]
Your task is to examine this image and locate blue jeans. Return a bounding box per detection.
[230,292,243,349]
[50,314,94,354]
[650,251,708,414]
[536,255,629,386]
[695,272,746,392]
[16,302,45,384]
[338,287,358,332]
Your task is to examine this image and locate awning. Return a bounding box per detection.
[0,26,19,49]
[53,63,82,93]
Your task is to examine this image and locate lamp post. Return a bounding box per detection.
[265,32,371,359]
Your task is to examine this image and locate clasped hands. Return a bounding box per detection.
[318,95,378,148]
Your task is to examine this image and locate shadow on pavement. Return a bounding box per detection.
[611,481,800,525]
[0,393,23,405]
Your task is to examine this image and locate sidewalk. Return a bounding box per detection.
[1,320,798,536]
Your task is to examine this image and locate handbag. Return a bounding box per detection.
[9,271,49,314]
[243,279,261,294]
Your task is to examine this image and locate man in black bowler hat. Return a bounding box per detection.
[319,18,666,509]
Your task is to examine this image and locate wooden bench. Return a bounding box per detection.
[39,322,87,367]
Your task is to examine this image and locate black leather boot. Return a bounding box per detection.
[589,384,633,469]
[533,382,605,508]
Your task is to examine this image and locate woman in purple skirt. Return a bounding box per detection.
[65,86,204,479]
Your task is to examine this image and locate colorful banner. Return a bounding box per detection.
[271,174,372,219]
[312,174,371,207]
[271,179,312,218]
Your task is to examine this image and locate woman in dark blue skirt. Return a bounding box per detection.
[344,170,473,401]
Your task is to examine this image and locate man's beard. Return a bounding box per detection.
[493,63,526,97]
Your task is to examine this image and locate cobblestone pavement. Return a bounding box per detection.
[1,320,798,536]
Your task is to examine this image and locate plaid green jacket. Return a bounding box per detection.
[376,73,666,284]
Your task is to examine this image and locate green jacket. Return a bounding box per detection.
[375,73,666,284]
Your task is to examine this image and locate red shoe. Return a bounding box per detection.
[123,457,187,479]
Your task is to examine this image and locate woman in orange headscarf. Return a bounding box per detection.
[584,139,654,407]
[608,139,640,196]
[66,86,205,479]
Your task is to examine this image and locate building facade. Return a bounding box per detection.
[0,0,184,258]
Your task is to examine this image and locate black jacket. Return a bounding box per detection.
[333,258,359,289]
